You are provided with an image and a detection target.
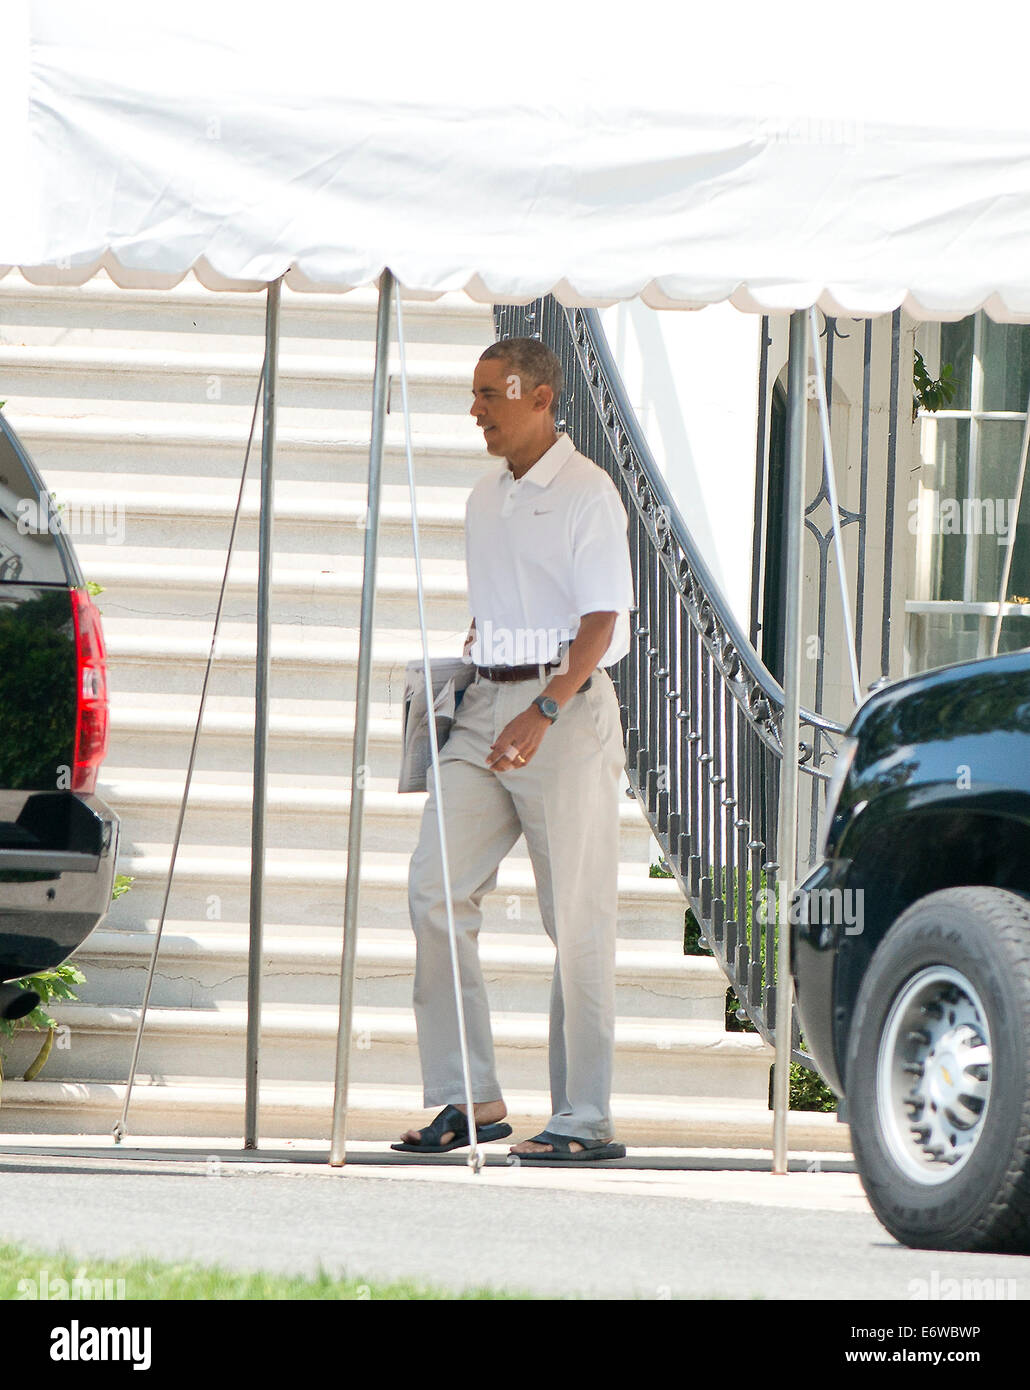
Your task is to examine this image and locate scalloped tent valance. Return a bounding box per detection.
[4,0,1030,320]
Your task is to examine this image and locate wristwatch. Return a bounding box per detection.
[533,695,560,723]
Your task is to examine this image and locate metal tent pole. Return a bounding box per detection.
[244,276,282,1149]
[772,308,808,1175]
[330,268,394,1166]
[393,293,482,1174]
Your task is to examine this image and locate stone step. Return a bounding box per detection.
[11,420,492,487]
[10,395,482,441]
[0,276,495,361]
[83,551,473,629]
[105,845,686,941]
[102,694,644,785]
[57,479,472,561]
[0,345,478,428]
[102,624,474,700]
[0,1078,851,1151]
[68,927,726,1022]
[0,1001,774,1100]
[99,722,632,783]
[103,695,444,776]
[98,770,658,859]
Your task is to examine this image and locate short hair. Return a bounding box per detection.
[479,337,563,416]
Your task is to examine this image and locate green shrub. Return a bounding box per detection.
[788,1059,838,1113]
[0,962,85,1083]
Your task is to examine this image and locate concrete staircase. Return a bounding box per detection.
[0,270,843,1148]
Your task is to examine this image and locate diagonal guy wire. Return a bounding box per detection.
[113,360,267,1142]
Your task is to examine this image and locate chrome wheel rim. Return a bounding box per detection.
[876,966,992,1186]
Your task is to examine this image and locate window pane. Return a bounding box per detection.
[909,609,1030,669]
[0,417,69,585]
[998,613,1030,654]
[982,318,1030,412]
[928,417,970,600]
[939,317,973,411]
[975,420,1026,602]
[908,610,982,670]
[1009,485,1030,605]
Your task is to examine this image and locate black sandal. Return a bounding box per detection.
[510,1130,626,1162]
[390,1104,513,1154]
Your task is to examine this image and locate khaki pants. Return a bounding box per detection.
[407,665,626,1141]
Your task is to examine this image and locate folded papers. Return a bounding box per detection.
[397,656,477,793]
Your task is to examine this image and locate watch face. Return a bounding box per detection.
[537,696,559,719]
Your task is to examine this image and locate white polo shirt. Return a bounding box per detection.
[465,433,635,669]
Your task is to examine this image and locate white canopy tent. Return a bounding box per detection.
[9,1,1030,314]
[5,0,1030,1169]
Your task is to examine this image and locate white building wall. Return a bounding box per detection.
[599,299,762,633]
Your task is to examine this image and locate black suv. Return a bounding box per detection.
[794,651,1030,1253]
[0,410,119,1023]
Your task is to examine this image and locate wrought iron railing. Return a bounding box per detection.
[493,297,846,1064]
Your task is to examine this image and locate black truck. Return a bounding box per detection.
[0,411,119,1023]
[794,651,1030,1253]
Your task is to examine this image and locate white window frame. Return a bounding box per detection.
[907,315,1030,669]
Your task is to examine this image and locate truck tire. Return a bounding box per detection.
[845,886,1030,1252]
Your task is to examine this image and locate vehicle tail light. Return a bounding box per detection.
[70,587,110,794]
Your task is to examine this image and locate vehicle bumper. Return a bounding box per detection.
[0,791,120,981]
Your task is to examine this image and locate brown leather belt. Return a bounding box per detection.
[475,662,592,693]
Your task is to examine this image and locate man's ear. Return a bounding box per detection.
[532,382,555,415]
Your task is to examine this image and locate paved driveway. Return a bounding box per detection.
[1,1138,1028,1301]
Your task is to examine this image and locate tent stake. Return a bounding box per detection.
[772,308,807,1174]
[244,277,281,1149]
[330,269,394,1166]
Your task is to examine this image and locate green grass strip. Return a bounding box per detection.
[0,1241,534,1301]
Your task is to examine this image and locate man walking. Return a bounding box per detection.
[393,336,635,1160]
